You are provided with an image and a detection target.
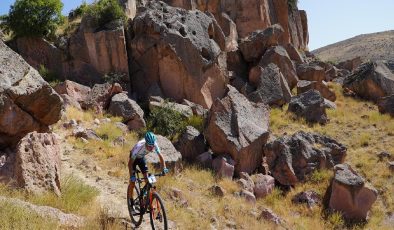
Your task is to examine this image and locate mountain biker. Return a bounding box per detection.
[128,132,168,208]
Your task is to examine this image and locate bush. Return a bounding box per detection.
[38,65,60,87]
[69,1,89,19]
[146,102,187,140]
[87,0,126,28]
[2,0,63,38]
[288,0,298,10]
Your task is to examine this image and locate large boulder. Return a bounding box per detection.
[288,90,328,124]
[212,154,235,178]
[54,80,91,103]
[343,61,394,102]
[325,164,378,222]
[149,97,193,118]
[145,135,182,172]
[259,46,299,89]
[336,57,362,72]
[175,126,206,162]
[296,63,326,82]
[108,93,145,130]
[378,95,394,116]
[253,174,275,199]
[14,132,61,196]
[205,85,270,174]
[248,64,292,106]
[129,2,228,108]
[81,83,122,113]
[239,24,284,63]
[264,131,347,186]
[0,40,63,148]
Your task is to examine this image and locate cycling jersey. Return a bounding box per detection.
[130,139,160,160]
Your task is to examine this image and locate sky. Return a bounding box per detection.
[1,0,393,50]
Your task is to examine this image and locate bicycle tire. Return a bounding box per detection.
[127,184,144,227]
[149,192,168,230]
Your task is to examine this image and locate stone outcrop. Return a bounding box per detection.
[378,95,394,116]
[129,2,228,108]
[175,126,206,162]
[288,90,328,124]
[248,64,292,106]
[297,80,336,102]
[14,132,61,196]
[325,164,378,222]
[343,61,394,102]
[81,83,123,113]
[264,131,347,186]
[336,57,362,72]
[0,40,63,148]
[205,85,270,174]
[108,93,145,130]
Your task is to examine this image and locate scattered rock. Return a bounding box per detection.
[209,185,225,197]
[60,94,81,109]
[114,122,129,134]
[297,63,326,82]
[264,131,347,186]
[72,127,101,141]
[237,172,254,193]
[108,93,146,130]
[212,154,235,178]
[288,90,328,124]
[63,119,78,129]
[336,57,362,72]
[54,80,91,103]
[378,94,394,116]
[325,163,378,222]
[112,136,126,146]
[377,151,392,161]
[253,174,275,199]
[389,161,394,172]
[81,83,122,113]
[258,208,283,225]
[240,189,256,204]
[297,80,336,102]
[195,151,213,169]
[292,190,321,208]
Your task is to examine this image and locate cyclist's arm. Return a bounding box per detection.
[155,144,167,170]
[128,157,135,178]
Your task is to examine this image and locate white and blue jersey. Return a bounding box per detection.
[130,139,160,160]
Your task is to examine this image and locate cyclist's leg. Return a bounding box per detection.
[128,158,138,198]
[140,157,149,179]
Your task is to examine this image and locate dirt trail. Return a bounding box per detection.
[59,133,172,229]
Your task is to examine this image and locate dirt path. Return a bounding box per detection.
[59,134,172,229]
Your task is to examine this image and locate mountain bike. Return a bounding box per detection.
[127,169,168,229]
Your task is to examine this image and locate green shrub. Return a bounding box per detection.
[186,115,205,133]
[288,0,299,10]
[1,0,63,38]
[69,1,90,19]
[146,102,187,140]
[87,0,126,28]
[38,64,60,87]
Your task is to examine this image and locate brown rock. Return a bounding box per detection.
[239,24,284,63]
[237,172,254,193]
[297,80,336,102]
[108,93,145,130]
[264,131,346,186]
[175,126,206,162]
[297,63,326,82]
[258,208,283,225]
[14,132,61,196]
[240,189,256,204]
[145,135,182,172]
[195,151,213,169]
[285,43,304,63]
[288,90,328,124]
[259,46,299,89]
[292,190,321,208]
[0,40,63,148]
[343,61,394,102]
[60,94,81,110]
[212,154,235,178]
[336,57,362,72]
[253,174,275,199]
[209,185,225,197]
[54,80,91,103]
[205,86,270,174]
[378,95,394,116]
[129,2,228,108]
[81,83,123,113]
[326,164,378,222]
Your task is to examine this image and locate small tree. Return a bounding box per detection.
[87,0,126,27]
[2,0,63,38]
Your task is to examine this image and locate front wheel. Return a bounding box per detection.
[149,192,168,230]
[127,184,144,227]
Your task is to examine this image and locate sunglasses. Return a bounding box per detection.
[146,144,154,149]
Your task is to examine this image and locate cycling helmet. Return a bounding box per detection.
[144,132,157,145]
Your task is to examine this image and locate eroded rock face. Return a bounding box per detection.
[288,90,328,124]
[205,85,270,174]
[0,40,63,148]
[129,1,228,108]
[343,61,394,102]
[264,131,347,186]
[325,164,378,222]
[108,93,145,130]
[14,132,61,196]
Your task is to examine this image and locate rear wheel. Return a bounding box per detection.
[149,192,168,230]
[127,184,144,227]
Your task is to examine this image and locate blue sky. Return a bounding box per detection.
[1,0,393,50]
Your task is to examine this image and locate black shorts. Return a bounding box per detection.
[132,157,148,174]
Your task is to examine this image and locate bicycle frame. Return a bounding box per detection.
[135,170,163,213]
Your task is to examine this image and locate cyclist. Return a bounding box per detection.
[128,132,168,209]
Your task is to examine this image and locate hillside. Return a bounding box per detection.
[313,30,394,63]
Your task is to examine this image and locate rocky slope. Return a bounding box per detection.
[313,30,394,63]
